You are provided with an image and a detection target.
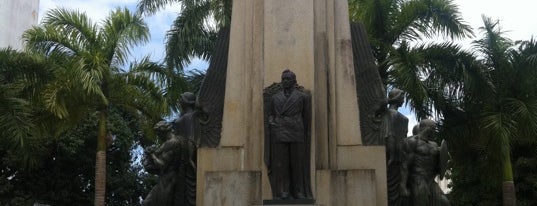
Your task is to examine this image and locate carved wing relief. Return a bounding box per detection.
[195,27,230,147]
[351,22,388,146]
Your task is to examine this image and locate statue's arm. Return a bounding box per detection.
[303,93,312,138]
[434,144,442,176]
[151,140,179,168]
[438,140,450,179]
[143,146,160,174]
[400,137,416,196]
[268,98,276,125]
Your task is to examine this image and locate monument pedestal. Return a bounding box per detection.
[315,146,386,205]
[196,0,387,205]
[262,199,316,205]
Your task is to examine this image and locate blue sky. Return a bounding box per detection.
[38,0,209,71]
[38,0,537,64]
[38,0,537,135]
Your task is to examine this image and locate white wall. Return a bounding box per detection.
[0,0,39,50]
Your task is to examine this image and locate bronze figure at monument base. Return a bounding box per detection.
[402,119,450,206]
[142,92,198,206]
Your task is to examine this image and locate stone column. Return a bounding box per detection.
[197,0,387,205]
[313,0,387,205]
[262,0,316,199]
[196,0,264,205]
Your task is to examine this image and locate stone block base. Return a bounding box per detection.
[203,171,262,206]
[316,169,376,206]
[262,199,316,205]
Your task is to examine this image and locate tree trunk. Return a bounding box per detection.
[502,181,516,206]
[95,111,107,206]
[502,150,516,206]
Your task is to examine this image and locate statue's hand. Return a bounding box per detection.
[145,145,157,154]
[269,117,277,126]
[143,156,159,174]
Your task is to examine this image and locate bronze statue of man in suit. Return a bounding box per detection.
[266,69,312,200]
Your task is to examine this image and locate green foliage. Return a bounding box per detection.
[512,139,537,206]
[348,0,473,86]
[0,4,204,205]
[0,108,155,205]
[0,48,58,169]
[420,17,537,204]
[137,0,231,70]
[21,7,173,205]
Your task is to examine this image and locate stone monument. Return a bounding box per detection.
[196,0,387,205]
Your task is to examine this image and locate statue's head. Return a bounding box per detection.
[281,69,297,89]
[388,88,404,106]
[412,124,420,135]
[154,120,173,140]
[418,119,436,138]
[179,92,196,108]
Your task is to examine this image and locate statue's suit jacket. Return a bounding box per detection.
[269,89,311,143]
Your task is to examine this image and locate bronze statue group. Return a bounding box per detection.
[142,93,197,206]
[140,70,450,206]
[382,89,450,206]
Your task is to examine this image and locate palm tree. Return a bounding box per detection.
[348,0,474,115]
[23,8,169,206]
[404,16,537,205]
[459,17,537,205]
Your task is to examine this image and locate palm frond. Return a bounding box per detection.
[514,38,537,67]
[41,8,98,47]
[137,0,181,15]
[389,41,431,118]
[351,0,395,44]
[101,8,149,67]
[396,0,473,42]
[473,16,513,66]
[108,72,169,119]
[23,25,82,58]
[128,57,189,113]
[0,86,33,148]
[479,110,514,162]
[503,98,537,138]
[165,1,217,70]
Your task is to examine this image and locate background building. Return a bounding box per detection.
[0,0,39,50]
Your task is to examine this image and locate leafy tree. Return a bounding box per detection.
[0,108,156,206]
[348,0,473,83]
[348,0,474,119]
[512,138,537,206]
[23,8,169,205]
[400,16,537,205]
[0,48,57,169]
